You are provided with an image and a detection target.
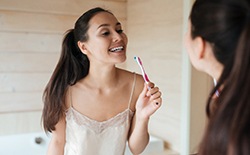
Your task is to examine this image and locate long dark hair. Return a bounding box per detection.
[190,0,250,154]
[42,7,112,132]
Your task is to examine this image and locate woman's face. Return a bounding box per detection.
[82,12,128,65]
[185,20,224,80]
[184,21,202,71]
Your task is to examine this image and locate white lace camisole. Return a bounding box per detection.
[64,74,136,155]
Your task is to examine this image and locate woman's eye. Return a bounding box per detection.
[117,29,123,34]
[102,31,110,36]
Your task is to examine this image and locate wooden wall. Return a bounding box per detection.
[126,0,183,152]
[126,0,210,154]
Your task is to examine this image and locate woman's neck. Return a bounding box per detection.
[205,59,224,82]
[84,64,120,89]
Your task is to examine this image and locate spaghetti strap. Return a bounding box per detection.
[128,73,136,109]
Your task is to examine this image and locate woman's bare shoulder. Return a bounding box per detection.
[117,68,144,85]
[117,68,145,108]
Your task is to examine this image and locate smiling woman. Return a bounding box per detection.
[42,7,162,155]
[77,10,128,63]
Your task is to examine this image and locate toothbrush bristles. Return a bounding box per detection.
[134,56,150,83]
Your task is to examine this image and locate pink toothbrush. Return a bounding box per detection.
[134,56,158,105]
[134,56,150,84]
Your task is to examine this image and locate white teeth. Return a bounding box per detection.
[110,46,123,52]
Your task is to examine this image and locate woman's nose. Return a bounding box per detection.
[113,32,122,42]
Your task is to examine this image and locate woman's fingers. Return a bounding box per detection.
[153,97,162,107]
[146,86,160,97]
[146,97,162,116]
[149,87,162,107]
[139,83,148,97]
[142,82,162,107]
[146,82,155,89]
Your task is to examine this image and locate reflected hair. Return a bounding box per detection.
[190,0,250,154]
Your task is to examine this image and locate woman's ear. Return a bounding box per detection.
[77,41,88,55]
[193,36,206,59]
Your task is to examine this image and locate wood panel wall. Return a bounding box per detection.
[126,0,183,152]
[126,1,210,154]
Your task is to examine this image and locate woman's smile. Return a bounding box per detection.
[109,46,124,52]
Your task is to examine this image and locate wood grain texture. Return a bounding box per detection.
[0,111,43,136]
[0,73,50,92]
[0,92,42,106]
[0,52,60,72]
[0,10,77,33]
[0,0,126,17]
[0,32,62,52]
[127,0,183,152]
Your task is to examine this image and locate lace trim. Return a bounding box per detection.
[65,107,134,134]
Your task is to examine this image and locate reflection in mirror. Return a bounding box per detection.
[0,0,209,155]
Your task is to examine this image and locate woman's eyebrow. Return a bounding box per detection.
[97,22,121,29]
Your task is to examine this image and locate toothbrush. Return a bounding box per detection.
[134,56,150,84]
[134,56,158,105]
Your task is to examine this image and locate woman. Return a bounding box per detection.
[42,7,162,155]
[185,0,250,154]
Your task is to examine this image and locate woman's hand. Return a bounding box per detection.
[135,82,162,119]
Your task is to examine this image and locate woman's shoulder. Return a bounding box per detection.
[117,68,144,95]
[117,68,144,84]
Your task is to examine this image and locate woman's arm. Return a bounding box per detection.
[128,82,162,154]
[46,117,66,155]
[128,111,150,154]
